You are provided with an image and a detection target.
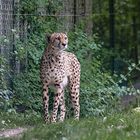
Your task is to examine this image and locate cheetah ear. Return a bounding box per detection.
[46,33,51,43]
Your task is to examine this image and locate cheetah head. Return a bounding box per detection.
[47,32,68,51]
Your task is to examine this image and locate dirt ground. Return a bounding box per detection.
[0,127,27,138]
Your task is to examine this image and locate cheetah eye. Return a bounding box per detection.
[55,37,60,40]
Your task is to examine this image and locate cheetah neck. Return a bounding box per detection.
[44,45,64,61]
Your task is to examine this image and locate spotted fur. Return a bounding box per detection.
[40,32,80,123]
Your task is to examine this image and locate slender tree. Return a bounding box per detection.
[109,0,115,74]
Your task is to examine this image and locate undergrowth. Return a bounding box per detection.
[1,111,140,140]
[0,0,140,119]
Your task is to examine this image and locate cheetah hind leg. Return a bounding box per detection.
[69,75,80,120]
[70,89,80,120]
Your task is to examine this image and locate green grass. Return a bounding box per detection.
[1,111,140,140]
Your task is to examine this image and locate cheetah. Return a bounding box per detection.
[40,32,80,123]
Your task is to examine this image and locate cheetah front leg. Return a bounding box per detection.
[69,76,80,120]
[51,85,63,123]
[59,90,66,122]
[43,84,49,123]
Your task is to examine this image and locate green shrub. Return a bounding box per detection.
[68,30,121,117]
[1,0,140,118]
[12,29,123,117]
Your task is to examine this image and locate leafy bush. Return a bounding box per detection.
[1,28,139,118]
[68,30,121,116]
[1,0,140,118]
[11,29,131,117]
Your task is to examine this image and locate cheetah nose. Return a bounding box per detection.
[62,43,66,46]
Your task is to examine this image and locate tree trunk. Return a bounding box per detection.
[76,0,93,35]
[59,0,75,31]
[109,0,115,74]
[0,0,14,89]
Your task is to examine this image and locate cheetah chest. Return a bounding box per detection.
[45,61,70,88]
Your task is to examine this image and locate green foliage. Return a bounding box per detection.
[1,0,140,119]
[13,73,42,112]
[11,0,62,113]
[19,112,140,140]
[11,26,118,117]
[68,30,123,116]
[92,0,140,75]
[0,36,10,90]
[12,28,140,117]
[1,111,140,140]
[2,29,139,118]
[0,111,42,129]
